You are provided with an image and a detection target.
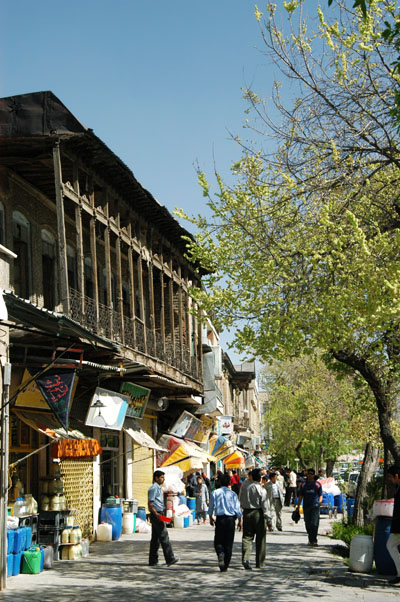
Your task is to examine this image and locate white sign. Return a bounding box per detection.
[85,387,128,431]
[220,415,233,435]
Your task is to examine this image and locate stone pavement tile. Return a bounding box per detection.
[1,509,399,601]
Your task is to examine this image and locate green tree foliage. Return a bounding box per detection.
[176,0,400,463]
[262,354,378,468]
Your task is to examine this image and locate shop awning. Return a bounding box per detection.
[209,435,234,460]
[158,435,216,469]
[224,450,245,468]
[123,418,167,451]
[14,409,88,440]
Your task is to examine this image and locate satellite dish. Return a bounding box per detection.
[157,396,169,411]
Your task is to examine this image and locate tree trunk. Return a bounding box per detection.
[295,442,306,470]
[325,458,335,477]
[332,351,400,465]
[352,443,380,527]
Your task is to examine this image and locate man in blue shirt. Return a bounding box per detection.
[148,470,179,567]
[209,472,242,572]
[297,468,323,546]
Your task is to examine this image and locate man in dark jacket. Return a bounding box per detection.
[297,468,323,546]
[387,465,400,585]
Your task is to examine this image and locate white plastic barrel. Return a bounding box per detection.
[97,523,112,542]
[174,515,184,529]
[122,513,134,534]
[349,534,373,573]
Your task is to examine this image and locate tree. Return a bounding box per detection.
[262,354,378,472]
[177,0,400,463]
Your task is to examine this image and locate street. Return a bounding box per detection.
[1,509,399,602]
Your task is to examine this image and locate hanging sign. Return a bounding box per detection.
[85,387,129,431]
[220,415,233,436]
[169,410,202,440]
[193,416,214,444]
[35,370,77,432]
[120,382,150,420]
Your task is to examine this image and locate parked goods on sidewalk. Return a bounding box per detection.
[97,522,112,541]
[100,499,122,540]
[349,535,373,573]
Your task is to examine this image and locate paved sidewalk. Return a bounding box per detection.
[1,508,399,601]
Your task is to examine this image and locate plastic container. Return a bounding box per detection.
[334,493,346,513]
[7,529,14,554]
[59,494,67,511]
[24,526,32,549]
[12,551,23,576]
[13,528,25,554]
[70,527,79,544]
[174,515,184,529]
[61,546,70,560]
[137,507,147,522]
[7,553,13,577]
[191,510,196,522]
[39,547,45,571]
[69,544,81,560]
[346,498,355,519]
[43,546,53,569]
[21,548,41,574]
[81,538,89,557]
[62,527,72,543]
[50,494,60,511]
[188,513,193,527]
[183,516,189,528]
[41,495,50,511]
[100,504,123,540]
[349,534,373,573]
[122,512,134,534]
[186,497,196,510]
[13,498,28,518]
[374,517,397,575]
[97,522,112,542]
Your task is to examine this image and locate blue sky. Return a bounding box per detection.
[1,0,278,362]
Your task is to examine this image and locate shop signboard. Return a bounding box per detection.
[85,387,129,430]
[220,415,233,436]
[35,370,77,431]
[193,416,214,444]
[120,382,150,420]
[15,368,79,411]
[169,410,202,440]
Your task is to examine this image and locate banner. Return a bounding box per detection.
[85,387,129,430]
[120,382,150,420]
[35,370,77,432]
[193,416,214,444]
[220,415,233,436]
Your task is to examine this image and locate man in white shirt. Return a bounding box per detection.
[285,468,298,506]
[239,468,271,570]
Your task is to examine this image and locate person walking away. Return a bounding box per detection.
[202,471,211,493]
[209,472,242,572]
[297,468,323,546]
[239,467,271,570]
[265,472,284,531]
[194,475,209,524]
[386,465,400,585]
[285,468,297,506]
[148,470,179,567]
[230,469,241,495]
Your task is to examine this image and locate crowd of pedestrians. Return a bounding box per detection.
[147,463,400,587]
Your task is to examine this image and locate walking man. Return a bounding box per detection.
[265,471,285,531]
[209,472,242,572]
[239,467,271,570]
[297,468,323,546]
[148,470,179,567]
[285,468,297,506]
[386,465,400,585]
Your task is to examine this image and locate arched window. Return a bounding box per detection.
[12,211,31,298]
[41,229,56,309]
[67,245,77,291]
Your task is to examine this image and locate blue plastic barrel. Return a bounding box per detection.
[321,493,330,514]
[12,551,23,576]
[7,530,14,554]
[136,507,147,522]
[100,504,123,540]
[7,554,13,577]
[334,493,345,513]
[328,493,335,507]
[184,516,189,528]
[374,517,397,575]
[186,497,196,510]
[346,497,355,519]
[13,528,24,554]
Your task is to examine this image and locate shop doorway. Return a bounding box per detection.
[100,431,123,502]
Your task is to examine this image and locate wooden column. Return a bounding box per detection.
[53,142,70,313]
[115,213,124,343]
[148,259,156,354]
[127,224,136,348]
[89,176,99,322]
[178,266,184,361]
[137,252,147,353]
[168,256,175,357]
[104,216,113,338]
[73,162,85,315]
[160,251,166,353]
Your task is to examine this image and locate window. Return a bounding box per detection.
[84,257,93,299]
[41,229,56,309]
[12,211,31,298]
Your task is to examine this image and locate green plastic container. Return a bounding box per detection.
[21,548,41,574]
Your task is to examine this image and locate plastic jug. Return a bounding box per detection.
[41,495,50,511]
[174,515,184,529]
[13,498,27,517]
[43,546,53,569]
[7,529,14,554]
[97,522,112,541]
[122,513,134,534]
[81,538,89,557]
[62,526,72,543]
[21,548,41,574]
[75,526,82,542]
[50,494,60,511]
[7,554,13,577]
[24,526,32,549]
[12,551,23,576]
[13,528,25,554]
